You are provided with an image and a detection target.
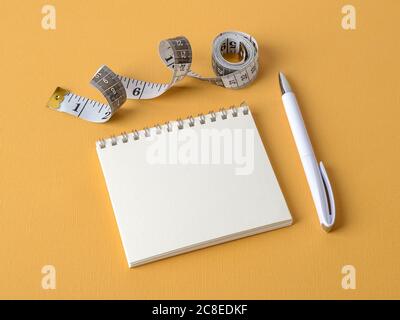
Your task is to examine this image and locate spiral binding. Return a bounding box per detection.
[97,101,249,149]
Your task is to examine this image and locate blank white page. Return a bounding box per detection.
[96,106,292,267]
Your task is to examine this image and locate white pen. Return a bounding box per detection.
[279,72,335,232]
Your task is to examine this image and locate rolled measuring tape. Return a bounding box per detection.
[46,31,259,123]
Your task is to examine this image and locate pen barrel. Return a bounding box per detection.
[282,92,314,157]
[282,92,329,225]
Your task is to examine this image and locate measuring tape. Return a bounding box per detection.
[46,31,259,123]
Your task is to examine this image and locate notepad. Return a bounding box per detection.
[96,104,292,267]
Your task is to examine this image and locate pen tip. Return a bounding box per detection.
[278,71,292,95]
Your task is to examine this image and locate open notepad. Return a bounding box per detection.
[96,104,292,267]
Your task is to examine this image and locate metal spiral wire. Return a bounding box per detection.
[98,102,248,148]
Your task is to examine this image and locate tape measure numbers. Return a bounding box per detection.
[47,31,259,123]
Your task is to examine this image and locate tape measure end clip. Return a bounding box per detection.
[47,87,69,109]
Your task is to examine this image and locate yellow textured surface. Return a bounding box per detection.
[0,0,399,299]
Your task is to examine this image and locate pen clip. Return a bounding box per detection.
[319,161,336,231]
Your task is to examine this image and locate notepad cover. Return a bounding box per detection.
[96,107,292,267]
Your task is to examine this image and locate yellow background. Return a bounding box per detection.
[0,0,399,299]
